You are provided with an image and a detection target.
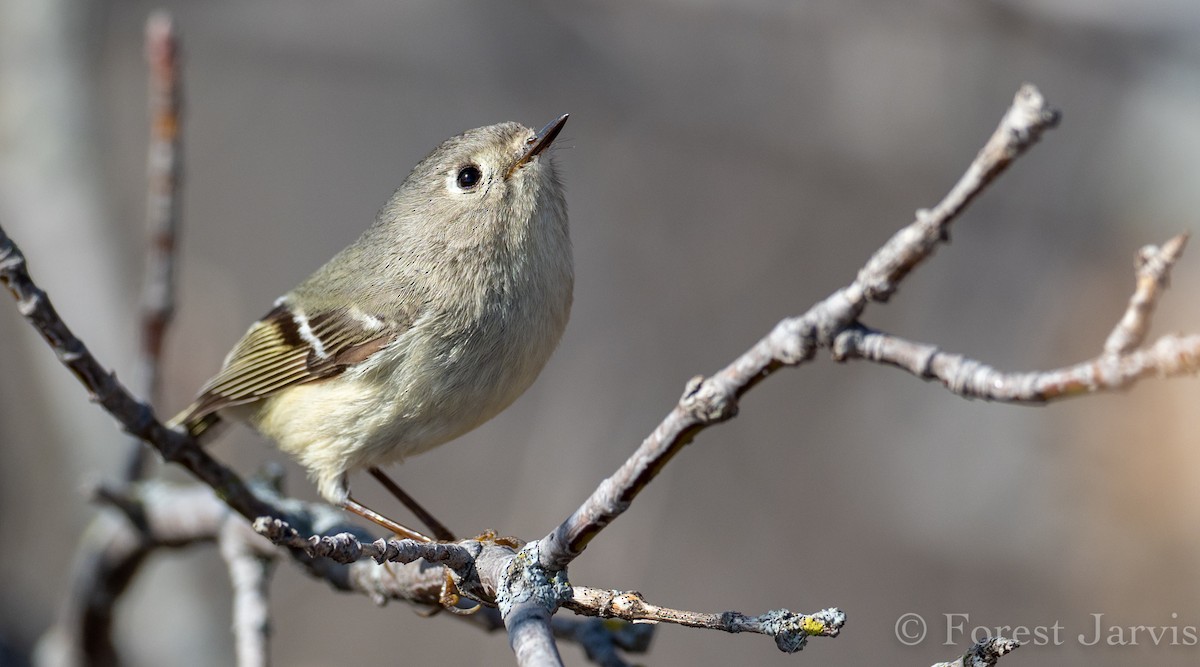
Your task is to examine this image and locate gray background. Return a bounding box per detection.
[2,1,1200,665]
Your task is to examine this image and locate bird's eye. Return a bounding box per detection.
[456,165,483,189]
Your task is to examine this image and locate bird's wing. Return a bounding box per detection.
[174,303,400,427]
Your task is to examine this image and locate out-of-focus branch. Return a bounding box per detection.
[549,617,653,667]
[37,514,151,666]
[460,609,655,667]
[125,10,184,482]
[45,479,655,666]
[219,522,275,667]
[535,85,1063,573]
[932,636,1020,667]
[35,483,233,666]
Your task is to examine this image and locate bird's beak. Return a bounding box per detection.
[507,114,568,178]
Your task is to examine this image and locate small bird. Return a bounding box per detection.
[171,116,572,539]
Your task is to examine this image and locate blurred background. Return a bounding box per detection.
[2,0,1199,665]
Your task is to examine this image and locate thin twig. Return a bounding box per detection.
[124,10,185,482]
[564,588,844,654]
[853,85,1061,306]
[252,516,839,655]
[252,516,479,571]
[833,235,1200,400]
[836,326,1200,401]
[1104,234,1188,355]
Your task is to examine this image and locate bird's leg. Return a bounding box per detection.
[364,467,483,614]
[341,496,433,543]
[368,466,457,541]
[341,493,476,612]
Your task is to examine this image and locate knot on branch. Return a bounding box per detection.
[754,607,846,653]
[772,316,819,364]
[310,532,369,564]
[681,375,738,423]
[496,541,570,619]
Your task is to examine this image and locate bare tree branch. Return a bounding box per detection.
[833,235,1199,400]
[495,542,572,667]
[49,478,656,666]
[835,322,1200,402]
[252,516,841,657]
[252,517,480,571]
[1105,234,1188,355]
[506,603,564,667]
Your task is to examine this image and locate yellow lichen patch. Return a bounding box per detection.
[800,615,828,636]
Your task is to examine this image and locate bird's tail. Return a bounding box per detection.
[165,406,223,443]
